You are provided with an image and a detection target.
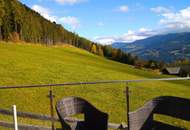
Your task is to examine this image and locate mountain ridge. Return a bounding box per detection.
[112,32,190,62]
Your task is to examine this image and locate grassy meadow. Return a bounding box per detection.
[0,41,189,129]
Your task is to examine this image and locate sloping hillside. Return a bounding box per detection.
[0,0,138,66]
[0,42,189,129]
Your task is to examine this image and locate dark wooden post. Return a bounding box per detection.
[0,26,2,40]
[126,84,130,130]
[48,88,55,130]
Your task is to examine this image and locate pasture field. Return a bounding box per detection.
[0,42,189,129]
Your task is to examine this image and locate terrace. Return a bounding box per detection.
[0,77,190,130]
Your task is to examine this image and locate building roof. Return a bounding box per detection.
[164,67,181,74]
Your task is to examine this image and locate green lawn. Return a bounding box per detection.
[0,42,189,129]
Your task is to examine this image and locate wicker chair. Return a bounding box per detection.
[129,96,190,130]
[56,97,108,130]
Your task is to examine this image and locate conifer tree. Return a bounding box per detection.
[0,0,5,39]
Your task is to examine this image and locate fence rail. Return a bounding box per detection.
[0,77,189,89]
[0,121,52,130]
[0,108,127,129]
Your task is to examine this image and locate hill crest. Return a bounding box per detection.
[112,32,190,62]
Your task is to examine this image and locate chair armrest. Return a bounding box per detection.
[84,104,108,130]
[56,107,72,130]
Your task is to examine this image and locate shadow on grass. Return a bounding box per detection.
[152,121,187,130]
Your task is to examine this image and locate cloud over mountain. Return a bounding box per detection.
[159,6,190,31]
[59,16,80,29]
[32,5,80,30]
[94,28,157,44]
[32,5,56,22]
[55,0,86,5]
[95,6,190,45]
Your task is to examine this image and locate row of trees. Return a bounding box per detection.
[89,43,138,65]
[90,43,166,69]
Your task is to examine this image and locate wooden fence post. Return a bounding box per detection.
[126,84,130,130]
[48,88,55,130]
[12,105,18,130]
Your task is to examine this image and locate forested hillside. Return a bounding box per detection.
[0,0,93,49]
[0,0,138,65]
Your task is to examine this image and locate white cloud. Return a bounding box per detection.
[95,6,190,45]
[151,6,171,13]
[154,6,190,31]
[32,5,81,30]
[55,0,86,5]
[32,5,56,22]
[94,28,157,45]
[117,5,129,13]
[98,22,104,27]
[94,37,115,45]
[59,16,80,29]
[117,28,157,42]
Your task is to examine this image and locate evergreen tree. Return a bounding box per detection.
[0,0,5,39]
[97,45,104,56]
[103,45,112,57]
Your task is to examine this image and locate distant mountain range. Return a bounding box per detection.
[112,32,190,63]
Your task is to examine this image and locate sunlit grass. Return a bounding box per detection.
[0,42,189,129]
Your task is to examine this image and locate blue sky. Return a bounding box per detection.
[20,0,190,44]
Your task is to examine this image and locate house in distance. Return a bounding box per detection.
[162,67,181,75]
[162,65,190,76]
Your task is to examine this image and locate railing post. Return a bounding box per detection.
[126,84,130,130]
[48,88,55,130]
[12,105,18,130]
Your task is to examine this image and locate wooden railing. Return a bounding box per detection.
[0,77,189,90]
[0,108,127,130]
[0,77,189,130]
